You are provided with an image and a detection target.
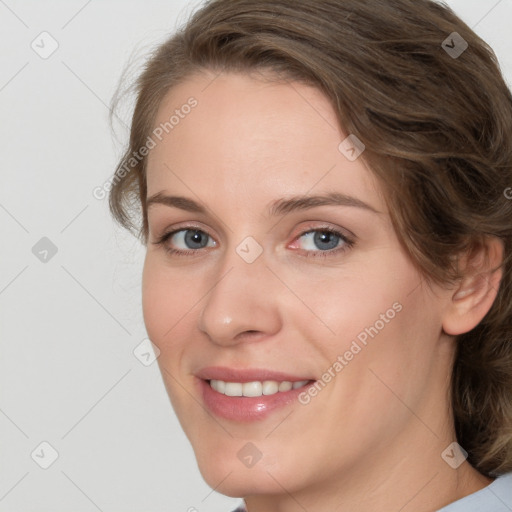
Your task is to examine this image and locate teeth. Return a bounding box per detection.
[279,381,293,392]
[225,382,243,396]
[242,381,262,397]
[209,379,310,397]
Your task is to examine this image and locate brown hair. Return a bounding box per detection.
[109,0,512,477]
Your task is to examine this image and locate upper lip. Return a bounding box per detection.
[195,366,315,383]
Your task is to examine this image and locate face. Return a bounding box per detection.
[143,70,455,498]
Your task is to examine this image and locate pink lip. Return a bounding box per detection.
[195,366,314,383]
[194,366,316,422]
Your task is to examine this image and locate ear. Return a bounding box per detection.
[442,236,504,336]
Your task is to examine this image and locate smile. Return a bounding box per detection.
[209,379,311,397]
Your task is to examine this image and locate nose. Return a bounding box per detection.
[197,243,283,347]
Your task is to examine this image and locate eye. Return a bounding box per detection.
[289,226,354,258]
[152,227,216,256]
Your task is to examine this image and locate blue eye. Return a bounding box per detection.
[290,227,354,259]
[297,229,344,251]
[155,228,215,255]
[153,226,354,259]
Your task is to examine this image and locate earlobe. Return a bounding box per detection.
[442,237,504,336]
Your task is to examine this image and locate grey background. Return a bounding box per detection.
[1,1,511,511]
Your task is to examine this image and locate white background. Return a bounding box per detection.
[1,1,511,511]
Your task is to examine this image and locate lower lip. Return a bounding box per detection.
[198,378,315,422]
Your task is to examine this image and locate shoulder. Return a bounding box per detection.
[229,504,247,512]
[436,472,512,512]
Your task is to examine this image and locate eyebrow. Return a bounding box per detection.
[146,191,380,216]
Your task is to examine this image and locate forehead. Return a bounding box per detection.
[146,71,384,212]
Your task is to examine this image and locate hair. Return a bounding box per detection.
[109,0,512,477]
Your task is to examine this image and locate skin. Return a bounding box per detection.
[142,70,502,512]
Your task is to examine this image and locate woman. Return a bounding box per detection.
[109,0,512,510]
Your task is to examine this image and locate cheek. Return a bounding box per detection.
[141,259,166,343]
[141,255,195,347]
[316,274,442,427]
[300,251,435,400]
[287,256,415,356]
[142,256,198,415]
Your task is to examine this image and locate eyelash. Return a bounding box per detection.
[152,225,355,259]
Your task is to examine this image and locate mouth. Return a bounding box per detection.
[195,369,317,422]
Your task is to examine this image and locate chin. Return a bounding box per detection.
[201,470,283,498]
[195,452,293,498]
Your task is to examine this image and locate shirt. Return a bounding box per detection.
[229,471,512,512]
[437,471,512,511]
